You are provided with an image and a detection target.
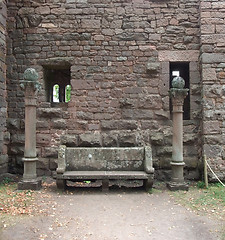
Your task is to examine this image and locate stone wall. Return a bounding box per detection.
[6,0,202,180]
[200,0,225,180]
[0,0,8,175]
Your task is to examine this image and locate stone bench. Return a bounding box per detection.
[56,145,154,191]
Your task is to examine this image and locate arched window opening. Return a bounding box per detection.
[65,85,71,103]
[53,84,59,103]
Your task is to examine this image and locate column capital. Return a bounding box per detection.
[169,88,189,106]
[169,76,188,106]
[20,68,41,93]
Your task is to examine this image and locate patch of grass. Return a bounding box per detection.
[171,182,225,216]
[148,188,163,194]
[197,181,205,189]
[1,177,13,185]
[171,182,225,239]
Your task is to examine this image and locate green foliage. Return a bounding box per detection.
[1,177,13,185]
[172,182,225,217]
[197,181,205,189]
[53,84,59,102]
[84,181,91,184]
[65,85,71,102]
[147,188,153,194]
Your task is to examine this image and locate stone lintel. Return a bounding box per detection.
[38,57,73,67]
[158,50,199,62]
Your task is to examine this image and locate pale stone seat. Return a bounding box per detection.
[56,146,154,191]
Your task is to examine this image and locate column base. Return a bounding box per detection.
[18,179,42,190]
[167,181,189,191]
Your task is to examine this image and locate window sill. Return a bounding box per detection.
[51,102,69,108]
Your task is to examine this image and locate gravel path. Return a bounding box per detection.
[0,181,223,240]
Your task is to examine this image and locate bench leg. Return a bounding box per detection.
[56,179,66,190]
[144,176,153,192]
[102,179,109,192]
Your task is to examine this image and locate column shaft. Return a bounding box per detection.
[172,106,183,163]
[24,97,37,158]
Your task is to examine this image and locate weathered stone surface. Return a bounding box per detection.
[60,135,78,147]
[42,147,58,158]
[201,53,225,64]
[139,96,162,109]
[52,119,66,129]
[37,120,49,129]
[184,169,200,180]
[38,108,62,118]
[0,155,8,165]
[49,159,57,170]
[183,134,197,143]
[102,134,118,147]
[146,62,160,73]
[156,146,172,156]
[7,118,20,129]
[11,134,25,145]
[204,144,222,158]
[9,146,24,155]
[184,157,199,169]
[79,133,102,147]
[150,133,164,146]
[18,179,42,190]
[114,32,148,41]
[158,50,199,62]
[3,0,225,181]
[155,110,170,120]
[101,120,138,131]
[141,121,161,130]
[55,146,154,190]
[37,134,52,146]
[155,170,171,181]
[39,57,73,66]
[203,121,221,134]
[159,157,171,169]
[122,109,154,120]
[118,133,137,147]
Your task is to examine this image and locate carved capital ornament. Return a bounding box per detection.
[20,68,41,93]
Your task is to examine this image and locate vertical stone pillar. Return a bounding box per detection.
[18,68,42,190]
[167,77,189,191]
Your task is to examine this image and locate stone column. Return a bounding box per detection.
[18,68,42,190]
[167,77,189,191]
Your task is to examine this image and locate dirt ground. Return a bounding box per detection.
[0,179,224,240]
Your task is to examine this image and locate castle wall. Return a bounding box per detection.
[6,0,202,180]
[200,0,225,180]
[0,0,8,175]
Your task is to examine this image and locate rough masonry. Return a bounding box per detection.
[0,0,8,175]
[0,0,224,181]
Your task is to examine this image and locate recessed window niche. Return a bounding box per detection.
[44,66,71,104]
[170,62,190,120]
